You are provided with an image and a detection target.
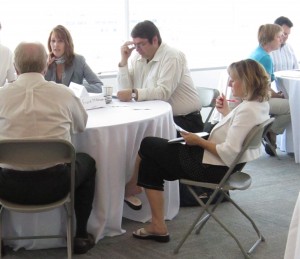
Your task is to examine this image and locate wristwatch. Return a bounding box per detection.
[132,89,137,100]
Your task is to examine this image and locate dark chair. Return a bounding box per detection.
[0,139,76,259]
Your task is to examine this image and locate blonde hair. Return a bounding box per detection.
[227,59,270,102]
[257,24,283,46]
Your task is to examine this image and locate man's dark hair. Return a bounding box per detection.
[131,20,162,45]
[274,16,293,28]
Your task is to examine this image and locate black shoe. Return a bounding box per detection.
[265,143,276,156]
[1,241,4,257]
[74,233,95,254]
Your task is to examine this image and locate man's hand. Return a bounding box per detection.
[119,41,135,67]
[117,89,133,102]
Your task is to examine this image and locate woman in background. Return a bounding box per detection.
[249,23,291,156]
[45,25,102,93]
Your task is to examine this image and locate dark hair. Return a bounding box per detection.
[47,25,75,67]
[227,59,270,102]
[274,16,293,28]
[131,20,162,45]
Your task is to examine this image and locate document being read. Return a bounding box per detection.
[168,124,209,144]
[69,82,106,110]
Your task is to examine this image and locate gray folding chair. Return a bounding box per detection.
[0,139,76,259]
[196,87,220,131]
[174,117,275,258]
[262,124,280,159]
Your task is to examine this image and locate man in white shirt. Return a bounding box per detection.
[0,42,96,254]
[117,20,203,135]
[117,20,204,210]
[0,22,16,86]
[270,16,299,72]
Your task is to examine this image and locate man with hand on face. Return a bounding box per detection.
[117,20,203,135]
[117,20,204,211]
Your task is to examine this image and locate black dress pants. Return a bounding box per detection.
[0,152,96,237]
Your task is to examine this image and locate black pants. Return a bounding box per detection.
[0,152,96,238]
[137,137,229,191]
[173,111,204,137]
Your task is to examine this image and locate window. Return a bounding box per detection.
[1,0,299,73]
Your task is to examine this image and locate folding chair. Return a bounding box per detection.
[174,117,275,258]
[262,124,280,159]
[196,87,220,131]
[0,139,76,259]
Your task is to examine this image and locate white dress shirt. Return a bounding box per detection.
[270,43,299,72]
[0,44,16,86]
[117,43,201,116]
[0,73,87,169]
[203,100,270,166]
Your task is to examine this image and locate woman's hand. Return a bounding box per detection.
[47,52,55,66]
[215,93,230,116]
[180,131,203,146]
[181,131,219,157]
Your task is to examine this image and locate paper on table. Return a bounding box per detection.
[168,132,209,144]
[69,82,106,110]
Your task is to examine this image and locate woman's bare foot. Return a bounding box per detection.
[125,185,143,198]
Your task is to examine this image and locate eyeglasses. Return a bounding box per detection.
[282,32,289,37]
[134,41,148,49]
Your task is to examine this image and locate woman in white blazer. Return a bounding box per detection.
[125,59,270,242]
[45,25,102,93]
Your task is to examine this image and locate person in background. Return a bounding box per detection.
[128,59,270,242]
[0,42,96,254]
[249,24,291,156]
[45,25,102,93]
[271,16,298,72]
[0,22,16,86]
[117,20,204,209]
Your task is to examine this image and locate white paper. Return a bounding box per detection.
[69,82,89,98]
[168,132,209,144]
[69,82,106,110]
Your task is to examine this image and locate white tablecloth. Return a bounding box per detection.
[275,70,300,162]
[3,100,179,250]
[284,192,300,259]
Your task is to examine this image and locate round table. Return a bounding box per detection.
[275,70,300,162]
[3,100,179,250]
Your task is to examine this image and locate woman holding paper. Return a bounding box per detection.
[125,59,270,242]
[45,25,102,93]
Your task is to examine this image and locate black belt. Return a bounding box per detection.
[174,111,200,118]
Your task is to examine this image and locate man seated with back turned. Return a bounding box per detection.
[117,20,204,209]
[0,42,96,255]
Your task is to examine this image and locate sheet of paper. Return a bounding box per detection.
[168,132,209,144]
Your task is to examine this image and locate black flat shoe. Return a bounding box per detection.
[124,196,142,210]
[74,233,95,254]
[133,228,170,243]
[265,143,276,156]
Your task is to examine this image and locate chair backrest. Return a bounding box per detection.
[0,139,76,169]
[196,87,220,127]
[219,117,275,186]
[0,138,76,204]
